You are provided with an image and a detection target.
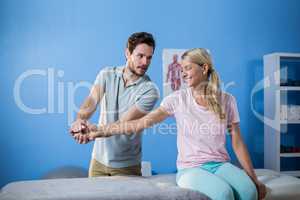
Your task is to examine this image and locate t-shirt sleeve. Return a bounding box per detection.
[135,84,159,113]
[93,67,109,92]
[226,95,240,125]
[160,92,179,115]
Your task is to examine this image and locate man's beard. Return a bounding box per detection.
[128,63,145,76]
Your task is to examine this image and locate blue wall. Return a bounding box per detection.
[1,0,300,188]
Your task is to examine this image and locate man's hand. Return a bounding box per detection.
[72,122,98,144]
[69,118,88,135]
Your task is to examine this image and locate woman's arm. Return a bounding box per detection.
[231,123,257,180]
[231,123,266,199]
[90,107,170,138]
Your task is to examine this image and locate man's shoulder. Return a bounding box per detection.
[95,66,124,81]
[138,76,159,92]
[98,66,124,74]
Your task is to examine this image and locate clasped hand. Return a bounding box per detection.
[69,119,98,144]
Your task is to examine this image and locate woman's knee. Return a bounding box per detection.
[216,163,258,200]
[177,170,234,200]
[178,180,234,200]
[213,184,234,200]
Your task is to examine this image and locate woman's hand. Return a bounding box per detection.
[254,180,267,200]
[74,132,91,144]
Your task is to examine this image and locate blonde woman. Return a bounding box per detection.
[74,48,266,200]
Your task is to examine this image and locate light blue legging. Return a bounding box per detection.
[176,162,258,200]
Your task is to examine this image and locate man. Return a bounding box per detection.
[70,32,159,177]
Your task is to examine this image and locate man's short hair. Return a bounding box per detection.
[127,32,155,54]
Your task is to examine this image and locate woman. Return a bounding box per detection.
[75,48,266,200]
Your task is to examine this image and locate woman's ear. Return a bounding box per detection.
[202,63,209,75]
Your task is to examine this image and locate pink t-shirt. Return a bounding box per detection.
[160,88,240,170]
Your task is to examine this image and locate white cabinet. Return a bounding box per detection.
[264,53,300,177]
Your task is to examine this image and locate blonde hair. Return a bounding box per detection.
[182,48,225,120]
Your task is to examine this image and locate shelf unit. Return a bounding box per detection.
[280,86,300,91]
[280,153,300,158]
[264,52,300,177]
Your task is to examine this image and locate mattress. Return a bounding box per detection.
[255,169,300,200]
[0,174,210,200]
[1,169,300,200]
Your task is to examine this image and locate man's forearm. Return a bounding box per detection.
[77,96,98,120]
